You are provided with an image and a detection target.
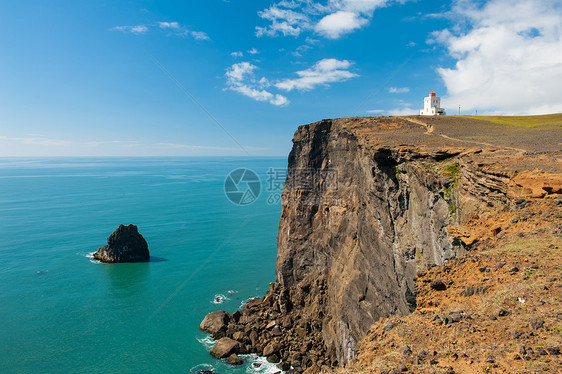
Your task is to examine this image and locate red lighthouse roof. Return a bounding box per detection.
[429,91,436,96]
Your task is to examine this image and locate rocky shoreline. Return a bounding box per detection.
[201,277,333,372]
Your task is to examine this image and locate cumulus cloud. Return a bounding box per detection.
[275,58,358,91]
[256,6,311,37]
[225,62,289,106]
[225,58,357,104]
[256,0,407,39]
[389,87,410,93]
[231,51,244,58]
[436,0,562,115]
[315,11,369,38]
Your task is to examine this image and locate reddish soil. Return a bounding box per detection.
[338,199,562,374]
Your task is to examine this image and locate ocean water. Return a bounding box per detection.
[0,157,286,374]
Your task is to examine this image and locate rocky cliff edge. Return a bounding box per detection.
[201,115,561,372]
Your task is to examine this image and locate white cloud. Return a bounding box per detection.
[231,51,244,58]
[436,0,562,115]
[155,143,270,152]
[190,31,210,40]
[226,62,256,82]
[84,140,140,148]
[315,11,369,38]
[275,58,358,91]
[155,143,239,151]
[224,58,357,104]
[111,25,149,34]
[111,22,209,40]
[256,0,407,39]
[247,48,260,55]
[225,62,289,106]
[0,136,143,148]
[0,135,70,147]
[387,105,416,116]
[256,5,311,37]
[389,87,410,93]
[158,21,180,29]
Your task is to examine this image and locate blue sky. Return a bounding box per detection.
[1,0,561,156]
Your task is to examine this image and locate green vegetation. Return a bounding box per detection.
[442,163,460,217]
[447,195,457,217]
[443,163,460,178]
[461,113,562,127]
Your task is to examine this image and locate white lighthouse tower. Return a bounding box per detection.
[420,91,445,115]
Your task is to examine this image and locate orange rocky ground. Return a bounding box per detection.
[336,198,562,374]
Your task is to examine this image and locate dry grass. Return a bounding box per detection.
[461,113,562,127]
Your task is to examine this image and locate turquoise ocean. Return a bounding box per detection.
[0,157,286,374]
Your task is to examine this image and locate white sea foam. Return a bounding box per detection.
[240,354,289,374]
[227,290,238,295]
[196,335,215,351]
[84,252,101,264]
[195,336,289,373]
[212,294,230,304]
[189,363,216,374]
[239,296,259,309]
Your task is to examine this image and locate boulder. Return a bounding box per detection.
[232,331,247,342]
[225,354,243,365]
[200,311,230,334]
[210,338,243,359]
[278,361,291,371]
[94,224,149,263]
[263,342,282,357]
[267,353,280,363]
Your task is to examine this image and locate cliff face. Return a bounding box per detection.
[277,118,494,362]
[201,115,561,372]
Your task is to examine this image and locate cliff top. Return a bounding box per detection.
[295,114,561,198]
[321,113,562,154]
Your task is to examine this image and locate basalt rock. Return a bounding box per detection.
[209,337,244,359]
[200,310,230,335]
[94,224,149,263]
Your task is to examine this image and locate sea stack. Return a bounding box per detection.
[94,224,150,263]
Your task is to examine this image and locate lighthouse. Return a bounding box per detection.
[420,91,446,115]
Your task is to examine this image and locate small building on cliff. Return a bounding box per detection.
[420,91,446,115]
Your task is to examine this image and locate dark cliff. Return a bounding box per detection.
[201,115,561,371]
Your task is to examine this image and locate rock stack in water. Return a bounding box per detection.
[94,224,150,263]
